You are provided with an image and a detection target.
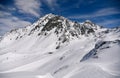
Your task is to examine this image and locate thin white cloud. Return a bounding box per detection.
[15,0,41,17]
[68,8,120,19]
[0,4,16,11]
[0,4,5,9]
[0,11,11,17]
[0,11,31,35]
[76,0,96,8]
[44,0,58,10]
[0,17,31,28]
[96,19,120,26]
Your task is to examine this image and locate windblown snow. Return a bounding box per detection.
[0,14,120,78]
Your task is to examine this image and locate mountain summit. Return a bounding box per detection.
[0,14,120,78]
[0,14,100,47]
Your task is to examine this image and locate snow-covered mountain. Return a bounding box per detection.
[0,14,120,78]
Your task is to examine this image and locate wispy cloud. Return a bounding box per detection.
[43,0,58,10]
[96,19,120,27]
[68,8,120,19]
[0,11,31,35]
[0,11,11,17]
[0,4,16,11]
[14,0,41,17]
[76,0,96,8]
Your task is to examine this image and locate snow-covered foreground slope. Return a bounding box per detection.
[0,14,120,78]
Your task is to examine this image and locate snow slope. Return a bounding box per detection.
[0,14,120,78]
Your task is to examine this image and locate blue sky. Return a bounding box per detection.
[0,0,120,35]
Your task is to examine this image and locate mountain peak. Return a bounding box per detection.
[4,14,99,37]
[85,19,92,22]
[83,20,94,24]
[0,14,100,48]
[82,19,99,30]
[0,13,120,78]
[44,13,57,18]
[46,13,56,16]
